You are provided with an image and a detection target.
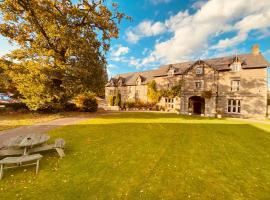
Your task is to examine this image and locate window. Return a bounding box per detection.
[109,90,114,95]
[135,90,140,100]
[227,99,241,114]
[136,78,141,85]
[231,80,240,91]
[165,98,174,109]
[168,69,175,76]
[195,81,203,89]
[231,62,241,72]
[196,67,203,75]
[118,80,123,86]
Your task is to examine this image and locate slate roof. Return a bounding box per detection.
[106,53,269,87]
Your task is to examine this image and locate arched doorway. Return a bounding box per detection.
[188,96,205,114]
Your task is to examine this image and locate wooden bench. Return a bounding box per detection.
[0,154,42,180]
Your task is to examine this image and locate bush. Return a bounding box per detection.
[108,95,115,106]
[74,93,98,112]
[64,102,79,111]
[83,98,98,112]
[125,101,136,108]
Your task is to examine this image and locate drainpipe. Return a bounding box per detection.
[215,71,219,117]
[266,65,269,118]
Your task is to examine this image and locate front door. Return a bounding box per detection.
[193,101,202,114]
[189,96,205,115]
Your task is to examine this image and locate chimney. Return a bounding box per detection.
[251,44,260,55]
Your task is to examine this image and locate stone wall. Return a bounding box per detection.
[105,65,267,118]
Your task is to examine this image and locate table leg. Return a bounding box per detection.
[0,164,3,180]
[36,159,40,174]
[23,147,28,155]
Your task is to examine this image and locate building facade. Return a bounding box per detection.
[105,45,269,118]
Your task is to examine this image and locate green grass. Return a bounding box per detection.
[1,112,270,199]
[0,112,62,131]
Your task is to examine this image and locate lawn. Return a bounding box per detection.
[1,112,270,199]
[0,112,62,131]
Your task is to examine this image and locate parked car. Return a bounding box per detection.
[0,93,19,104]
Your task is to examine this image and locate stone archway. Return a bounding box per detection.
[188,96,205,114]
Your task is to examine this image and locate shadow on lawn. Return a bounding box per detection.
[101,112,221,120]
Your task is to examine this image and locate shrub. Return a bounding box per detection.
[83,98,98,112]
[147,80,159,103]
[64,102,79,111]
[125,100,136,108]
[74,92,98,112]
[108,95,115,106]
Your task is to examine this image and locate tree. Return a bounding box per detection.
[114,90,121,106]
[0,0,129,110]
[147,80,159,103]
[0,58,18,94]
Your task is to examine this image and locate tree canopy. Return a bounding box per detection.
[0,0,128,110]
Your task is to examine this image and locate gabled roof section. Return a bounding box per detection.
[182,60,216,74]
[107,53,269,87]
[106,68,163,86]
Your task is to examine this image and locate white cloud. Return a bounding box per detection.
[149,0,172,5]
[141,0,270,64]
[126,20,166,43]
[138,21,166,37]
[191,0,208,10]
[109,45,130,63]
[213,8,270,49]
[126,31,140,44]
[107,64,119,78]
[111,45,129,57]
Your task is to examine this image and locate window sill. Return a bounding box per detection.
[226,112,241,115]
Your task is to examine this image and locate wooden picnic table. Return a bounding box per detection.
[3,133,50,155]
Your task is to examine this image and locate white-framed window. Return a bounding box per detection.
[227,99,241,114]
[231,80,240,91]
[195,81,203,89]
[118,80,123,86]
[231,62,241,72]
[136,78,141,85]
[165,98,174,109]
[196,67,203,75]
[168,69,175,76]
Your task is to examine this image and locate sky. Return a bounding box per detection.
[0,0,270,78]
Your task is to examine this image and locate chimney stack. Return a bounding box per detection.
[251,44,260,55]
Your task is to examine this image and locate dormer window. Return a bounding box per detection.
[196,67,203,75]
[168,69,175,76]
[167,65,175,77]
[231,62,241,72]
[118,80,123,86]
[136,77,141,85]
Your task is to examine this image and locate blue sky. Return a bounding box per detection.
[1,0,270,77]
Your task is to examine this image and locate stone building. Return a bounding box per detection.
[105,45,269,118]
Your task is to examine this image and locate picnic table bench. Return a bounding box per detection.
[0,154,42,180]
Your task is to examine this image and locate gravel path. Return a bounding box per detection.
[0,115,100,149]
